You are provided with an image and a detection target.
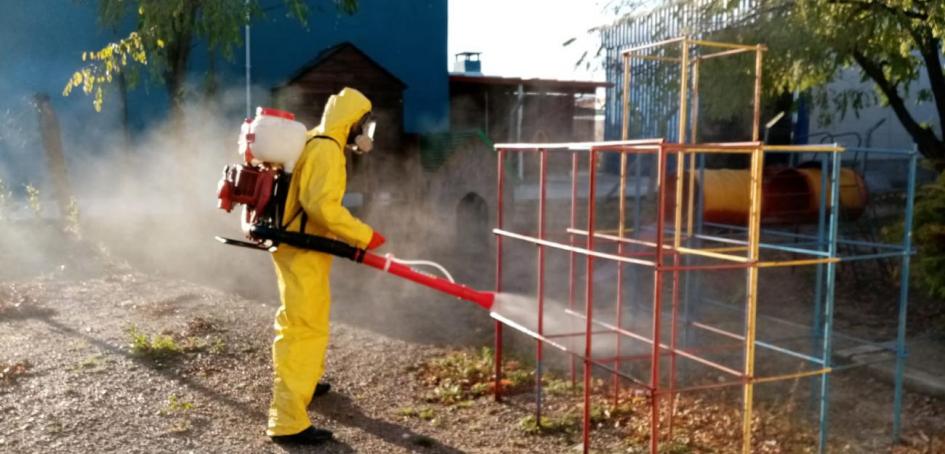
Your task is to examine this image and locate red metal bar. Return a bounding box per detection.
[546,329,613,339]
[650,146,668,454]
[614,150,627,407]
[536,149,547,423]
[582,149,598,454]
[569,151,578,389]
[494,148,506,402]
[562,308,745,378]
[669,240,681,439]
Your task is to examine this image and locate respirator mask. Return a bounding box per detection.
[346,113,376,154]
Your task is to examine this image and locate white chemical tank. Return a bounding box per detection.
[239,107,307,172]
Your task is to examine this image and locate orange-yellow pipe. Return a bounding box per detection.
[670,167,868,225]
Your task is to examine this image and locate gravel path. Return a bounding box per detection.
[2,265,944,453]
[0,271,599,453]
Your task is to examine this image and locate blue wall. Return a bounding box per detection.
[0,0,447,186]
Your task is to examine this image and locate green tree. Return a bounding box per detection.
[701,0,944,162]
[63,0,358,118]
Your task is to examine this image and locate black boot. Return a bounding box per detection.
[270,426,333,445]
[313,382,331,398]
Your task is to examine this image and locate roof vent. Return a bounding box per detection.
[454,52,482,74]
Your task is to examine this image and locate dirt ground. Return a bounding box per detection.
[1,224,944,453]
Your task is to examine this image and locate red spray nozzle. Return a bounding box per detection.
[361,252,494,310]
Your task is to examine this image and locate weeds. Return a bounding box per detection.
[519,414,577,435]
[417,347,532,404]
[0,360,31,386]
[73,354,107,373]
[161,393,196,434]
[166,393,194,412]
[127,325,181,359]
[398,406,436,421]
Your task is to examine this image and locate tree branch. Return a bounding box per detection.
[914,34,945,138]
[853,50,944,159]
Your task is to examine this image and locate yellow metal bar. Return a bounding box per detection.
[622,53,630,141]
[568,228,751,263]
[702,246,748,253]
[687,59,700,236]
[676,246,749,263]
[674,38,690,249]
[751,46,764,143]
[752,368,832,384]
[699,47,755,60]
[494,139,663,150]
[690,39,765,51]
[677,147,754,154]
[741,142,765,454]
[494,228,656,267]
[627,54,681,63]
[757,257,840,268]
[623,36,687,54]
[568,228,658,248]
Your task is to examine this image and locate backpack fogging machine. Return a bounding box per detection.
[214,108,494,311]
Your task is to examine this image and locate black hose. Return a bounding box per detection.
[250,225,365,262]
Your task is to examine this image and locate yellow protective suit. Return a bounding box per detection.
[267,88,375,436]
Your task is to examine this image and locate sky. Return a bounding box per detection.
[448,0,618,81]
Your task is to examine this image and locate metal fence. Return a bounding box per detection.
[600,0,760,141]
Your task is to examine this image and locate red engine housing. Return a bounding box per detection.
[216,164,279,226]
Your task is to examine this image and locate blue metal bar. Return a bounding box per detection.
[841,251,912,263]
[694,233,832,257]
[756,339,826,365]
[842,147,919,156]
[892,152,918,441]
[702,222,905,251]
[817,150,842,453]
[699,296,902,352]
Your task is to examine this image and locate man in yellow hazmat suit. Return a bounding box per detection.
[268,87,385,445]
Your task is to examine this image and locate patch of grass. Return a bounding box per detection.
[542,374,574,397]
[519,414,578,436]
[418,347,533,404]
[398,406,436,421]
[73,354,106,373]
[127,325,181,359]
[161,393,196,435]
[166,393,194,412]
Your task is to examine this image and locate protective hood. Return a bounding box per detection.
[309,87,372,146]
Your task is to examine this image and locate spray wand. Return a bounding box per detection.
[216,225,495,311]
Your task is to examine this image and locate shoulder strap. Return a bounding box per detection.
[307,134,341,147]
[282,135,338,231]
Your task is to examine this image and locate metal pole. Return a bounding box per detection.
[582,150,598,454]
[892,151,918,441]
[569,151,579,388]
[817,150,842,453]
[650,145,668,454]
[536,149,547,424]
[810,153,829,410]
[615,148,627,406]
[516,84,525,179]
[614,51,632,406]
[666,42,690,441]
[741,141,765,454]
[495,149,506,402]
[244,0,251,117]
